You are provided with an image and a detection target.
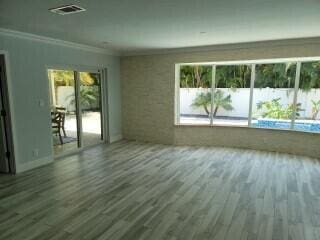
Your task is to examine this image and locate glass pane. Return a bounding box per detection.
[294,61,320,133]
[212,65,251,126]
[179,65,211,125]
[48,69,79,155]
[79,72,103,146]
[251,63,296,130]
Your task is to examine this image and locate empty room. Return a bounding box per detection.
[1,0,320,239]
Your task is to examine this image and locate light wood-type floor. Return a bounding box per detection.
[53,131,103,156]
[0,141,320,240]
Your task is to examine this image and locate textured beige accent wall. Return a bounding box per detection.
[121,39,320,158]
[174,126,320,158]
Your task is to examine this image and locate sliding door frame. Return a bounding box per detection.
[77,69,105,148]
[0,52,16,173]
[46,65,108,158]
[74,71,82,148]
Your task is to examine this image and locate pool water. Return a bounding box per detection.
[252,119,320,133]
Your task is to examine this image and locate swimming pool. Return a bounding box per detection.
[252,119,320,133]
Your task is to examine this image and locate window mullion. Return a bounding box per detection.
[210,65,216,125]
[291,62,301,129]
[248,64,255,127]
[175,64,180,125]
[74,71,82,148]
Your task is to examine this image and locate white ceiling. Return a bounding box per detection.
[1,0,320,55]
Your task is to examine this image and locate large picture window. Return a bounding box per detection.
[251,63,296,130]
[179,65,212,124]
[176,58,320,133]
[213,65,251,126]
[294,61,320,132]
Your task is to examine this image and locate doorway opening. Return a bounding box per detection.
[48,68,105,156]
[0,54,15,174]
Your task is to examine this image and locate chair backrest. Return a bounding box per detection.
[55,106,66,112]
[55,107,66,127]
[51,111,64,133]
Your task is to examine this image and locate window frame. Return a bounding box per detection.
[175,57,320,133]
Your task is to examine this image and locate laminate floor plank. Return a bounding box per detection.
[0,140,319,240]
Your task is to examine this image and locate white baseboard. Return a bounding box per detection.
[16,155,53,173]
[109,134,123,143]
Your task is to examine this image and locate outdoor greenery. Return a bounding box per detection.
[80,72,100,86]
[49,70,75,86]
[311,100,320,120]
[255,63,296,88]
[68,87,100,110]
[180,65,212,88]
[180,62,320,90]
[216,65,251,88]
[182,62,320,120]
[299,62,320,90]
[180,65,251,88]
[49,70,101,110]
[49,70,99,86]
[256,98,302,119]
[191,90,233,117]
[79,87,99,108]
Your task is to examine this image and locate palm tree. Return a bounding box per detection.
[191,90,233,117]
[191,92,211,115]
[212,90,234,117]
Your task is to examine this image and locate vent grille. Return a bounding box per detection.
[49,5,86,15]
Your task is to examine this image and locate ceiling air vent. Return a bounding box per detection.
[49,5,86,15]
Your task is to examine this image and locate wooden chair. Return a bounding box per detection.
[52,111,64,144]
[51,106,67,145]
[55,107,67,137]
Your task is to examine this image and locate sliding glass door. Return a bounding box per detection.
[48,70,79,155]
[48,69,104,156]
[79,72,103,147]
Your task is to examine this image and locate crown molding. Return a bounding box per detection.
[121,37,320,57]
[0,28,119,56]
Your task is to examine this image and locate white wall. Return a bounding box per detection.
[180,88,320,119]
[0,32,121,172]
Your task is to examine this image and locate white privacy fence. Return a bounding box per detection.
[180,88,320,119]
[56,86,75,111]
